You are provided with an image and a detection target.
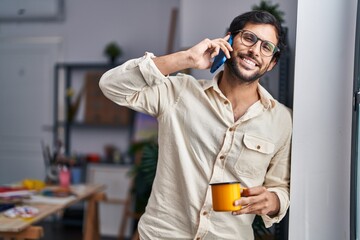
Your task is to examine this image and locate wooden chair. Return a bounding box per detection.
[118,151,143,240]
[87,164,139,240]
[117,180,142,240]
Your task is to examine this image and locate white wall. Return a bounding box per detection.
[0,0,180,61]
[289,0,357,239]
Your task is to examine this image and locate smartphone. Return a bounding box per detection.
[210,35,233,74]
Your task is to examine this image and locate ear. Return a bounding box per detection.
[266,58,277,72]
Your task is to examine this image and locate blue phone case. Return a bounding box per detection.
[210,36,233,74]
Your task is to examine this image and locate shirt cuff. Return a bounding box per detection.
[138,52,168,86]
[261,188,289,228]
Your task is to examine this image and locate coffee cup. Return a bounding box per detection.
[210,181,242,211]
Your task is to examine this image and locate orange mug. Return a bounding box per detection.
[210,181,242,211]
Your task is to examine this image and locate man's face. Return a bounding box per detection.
[226,23,278,83]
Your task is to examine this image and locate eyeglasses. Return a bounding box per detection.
[233,30,280,57]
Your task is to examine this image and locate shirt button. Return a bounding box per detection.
[220,155,225,160]
[224,100,229,105]
[196,238,201,240]
[256,145,261,150]
[229,127,235,132]
[203,211,208,216]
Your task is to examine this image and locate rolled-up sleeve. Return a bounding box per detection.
[99,52,168,116]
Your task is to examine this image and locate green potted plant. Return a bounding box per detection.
[252,0,285,24]
[104,41,123,64]
[129,140,158,214]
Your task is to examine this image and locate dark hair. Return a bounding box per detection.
[228,10,285,62]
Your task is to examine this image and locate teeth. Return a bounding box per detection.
[243,57,256,66]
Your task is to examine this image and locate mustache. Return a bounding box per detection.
[238,52,260,66]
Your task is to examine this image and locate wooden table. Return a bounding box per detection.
[0,184,105,240]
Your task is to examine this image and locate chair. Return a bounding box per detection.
[118,151,143,240]
[86,164,137,239]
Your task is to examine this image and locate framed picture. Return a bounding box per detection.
[0,0,64,22]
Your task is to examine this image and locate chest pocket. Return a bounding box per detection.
[233,133,275,179]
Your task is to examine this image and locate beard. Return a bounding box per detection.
[225,53,268,84]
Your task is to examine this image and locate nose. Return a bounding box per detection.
[249,40,262,56]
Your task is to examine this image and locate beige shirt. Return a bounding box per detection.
[99,52,292,240]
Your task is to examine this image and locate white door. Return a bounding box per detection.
[0,37,61,183]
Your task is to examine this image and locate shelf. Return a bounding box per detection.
[53,62,134,157]
[55,62,120,70]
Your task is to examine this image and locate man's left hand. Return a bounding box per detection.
[232,186,280,217]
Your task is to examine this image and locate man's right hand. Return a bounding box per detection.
[186,34,233,70]
[153,35,233,76]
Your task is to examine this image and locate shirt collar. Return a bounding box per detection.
[257,83,276,109]
[202,71,276,109]
[202,71,221,91]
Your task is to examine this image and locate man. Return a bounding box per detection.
[100,10,292,240]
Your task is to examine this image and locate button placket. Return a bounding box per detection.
[195,209,210,240]
[222,98,234,123]
[194,188,213,239]
[218,125,237,168]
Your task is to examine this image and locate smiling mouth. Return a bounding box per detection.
[242,57,257,66]
[240,55,259,69]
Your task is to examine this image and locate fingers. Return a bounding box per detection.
[186,35,233,70]
[209,35,233,59]
[231,187,278,216]
[232,196,270,215]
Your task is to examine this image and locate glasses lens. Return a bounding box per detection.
[261,41,277,56]
[241,31,257,46]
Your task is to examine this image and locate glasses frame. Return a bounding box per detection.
[232,29,280,57]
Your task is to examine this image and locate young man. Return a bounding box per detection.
[100,10,292,240]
